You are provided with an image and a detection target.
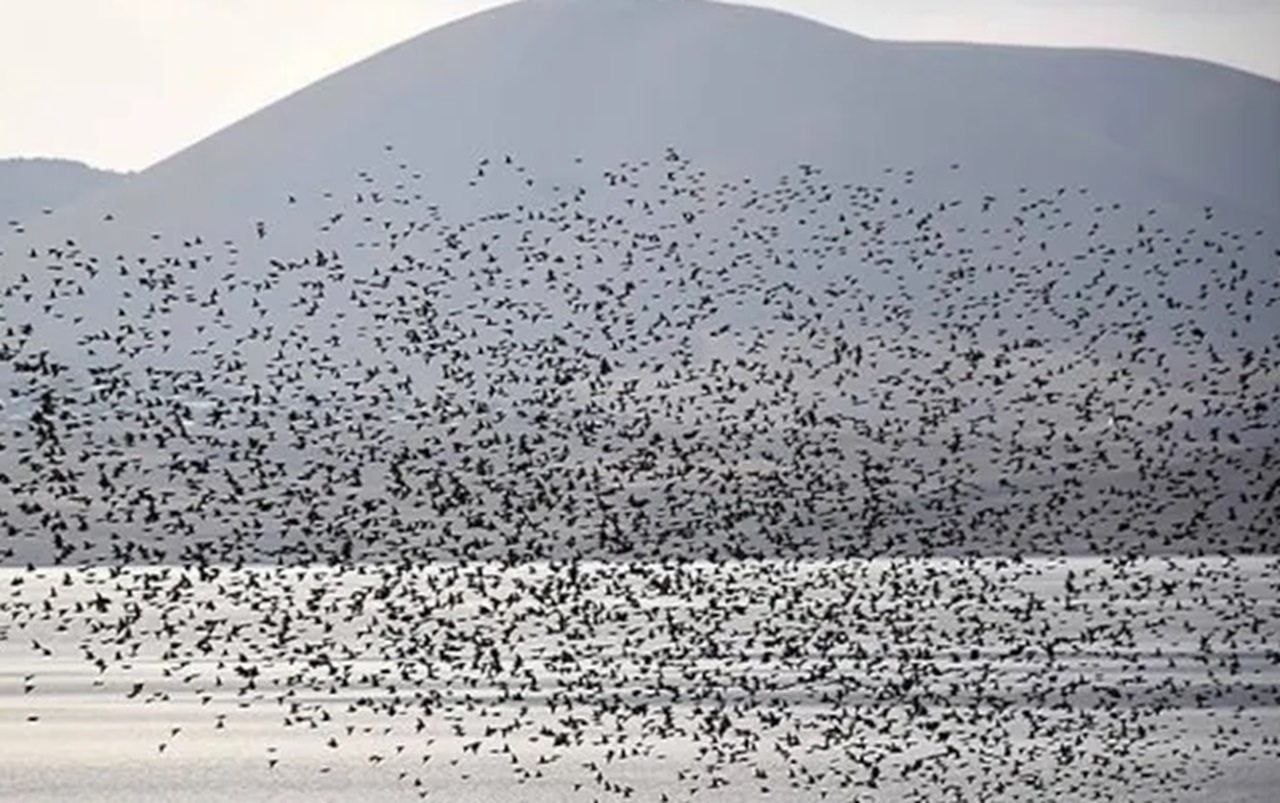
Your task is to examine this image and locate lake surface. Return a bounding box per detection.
[2,557,1278,801]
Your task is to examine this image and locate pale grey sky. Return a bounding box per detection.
[2,0,1277,172]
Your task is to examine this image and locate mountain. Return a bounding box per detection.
[0,157,123,228]
[10,0,1279,243]
[1,0,1278,565]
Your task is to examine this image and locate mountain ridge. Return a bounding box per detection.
[8,0,1276,248]
[0,157,124,228]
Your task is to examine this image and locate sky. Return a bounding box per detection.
[1,0,1277,172]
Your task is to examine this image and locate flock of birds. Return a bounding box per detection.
[1,147,1278,800]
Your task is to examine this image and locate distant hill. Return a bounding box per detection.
[0,157,123,227]
[11,0,1276,244]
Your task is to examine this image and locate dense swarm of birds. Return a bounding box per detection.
[1,148,1279,800]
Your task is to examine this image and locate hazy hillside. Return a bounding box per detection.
[9,0,1278,246]
[0,157,123,227]
[1,0,1277,564]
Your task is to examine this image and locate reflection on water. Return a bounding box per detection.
[1,557,1278,801]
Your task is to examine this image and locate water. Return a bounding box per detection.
[2,557,1278,801]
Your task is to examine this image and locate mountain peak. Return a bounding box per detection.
[10,0,1279,241]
